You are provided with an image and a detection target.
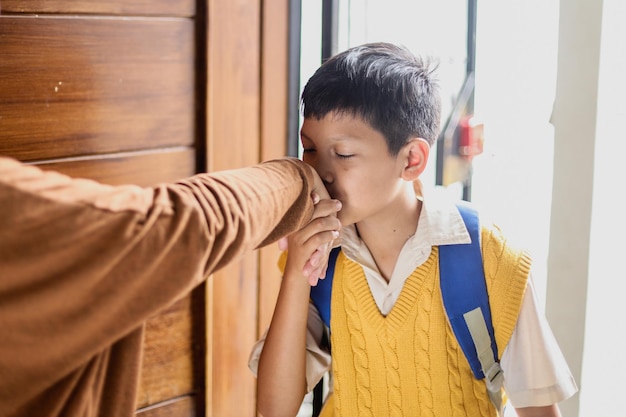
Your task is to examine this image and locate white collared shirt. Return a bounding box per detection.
[340,186,471,316]
[249,184,578,408]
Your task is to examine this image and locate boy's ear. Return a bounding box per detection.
[401,138,430,181]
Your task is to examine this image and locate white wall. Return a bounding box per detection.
[476,2,626,416]
[471,0,560,309]
[576,0,626,416]
[546,0,603,416]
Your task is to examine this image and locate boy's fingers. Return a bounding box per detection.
[308,246,326,267]
[309,217,342,241]
[302,260,315,280]
[302,247,325,277]
[318,264,328,280]
[307,260,329,286]
[279,209,339,255]
[302,234,337,280]
[310,199,342,220]
[308,274,320,287]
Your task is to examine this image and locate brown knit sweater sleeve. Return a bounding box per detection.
[0,156,315,411]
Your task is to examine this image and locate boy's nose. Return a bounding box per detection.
[314,160,334,185]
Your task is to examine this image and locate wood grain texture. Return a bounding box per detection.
[1,0,295,415]
[0,16,195,162]
[34,148,196,187]
[204,1,262,416]
[136,296,195,409]
[258,0,290,345]
[0,0,195,17]
[205,0,260,172]
[136,395,196,417]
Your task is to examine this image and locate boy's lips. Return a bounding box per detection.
[325,185,338,199]
[328,190,340,201]
[325,187,343,204]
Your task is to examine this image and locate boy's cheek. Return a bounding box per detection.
[301,155,316,167]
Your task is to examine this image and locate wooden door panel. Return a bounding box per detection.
[34,148,196,187]
[137,296,195,409]
[0,0,195,17]
[0,16,195,162]
[1,0,207,416]
[205,1,261,415]
[2,0,292,416]
[258,0,290,343]
[136,396,196,417]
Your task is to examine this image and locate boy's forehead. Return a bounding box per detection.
[302,112,371,130]
[302,115,362,135]
[301,115,385,144]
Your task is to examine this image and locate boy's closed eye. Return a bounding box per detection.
[302,147,354,160]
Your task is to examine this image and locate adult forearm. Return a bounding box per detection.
[184,157,316,275]
[0,156,318,409]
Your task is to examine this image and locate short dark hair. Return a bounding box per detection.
[301,42,442,155]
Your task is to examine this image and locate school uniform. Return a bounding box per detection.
[249,183,578,415]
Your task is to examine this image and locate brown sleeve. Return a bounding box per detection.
[0,156,315,399]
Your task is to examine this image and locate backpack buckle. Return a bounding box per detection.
[485,362,504,392]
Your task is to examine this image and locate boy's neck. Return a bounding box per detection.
[355,183,422,282]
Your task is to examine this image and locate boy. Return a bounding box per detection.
[250,43,577,417]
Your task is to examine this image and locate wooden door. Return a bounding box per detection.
[0,1,202,416]
[0,0,291,416]
[203,1,290,415]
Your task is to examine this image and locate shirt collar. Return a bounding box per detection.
[340,181,471,260]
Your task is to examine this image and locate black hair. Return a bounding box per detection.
[301,42,442,155]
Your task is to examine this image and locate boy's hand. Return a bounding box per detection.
[305,163,341,285]
[279,168,342,286]
[279,198,341,286]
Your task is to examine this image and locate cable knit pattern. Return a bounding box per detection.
[332,253,373,416]
[380,333,403,415]
[413,251,435,417]
[327,224,528,416]
[480,224,531,356]
[444,296,466,417]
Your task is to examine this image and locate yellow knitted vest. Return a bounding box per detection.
[323,225,531,417]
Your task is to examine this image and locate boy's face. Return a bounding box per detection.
[300,112,410,227]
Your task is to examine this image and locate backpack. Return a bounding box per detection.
[309,202,505,416]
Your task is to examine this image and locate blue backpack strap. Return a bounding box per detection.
[310,247,341,328]
[439,201,498,380]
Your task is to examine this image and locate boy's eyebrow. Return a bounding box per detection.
[300,131,313,142]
